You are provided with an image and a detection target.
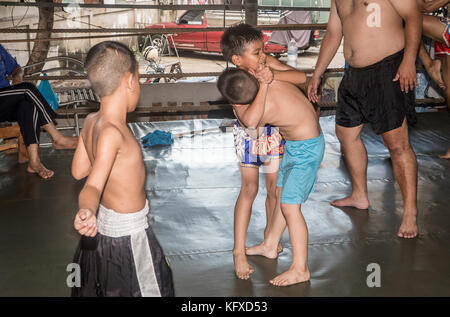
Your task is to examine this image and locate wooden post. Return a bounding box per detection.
[245,0,258,26]
[26,25,31,60]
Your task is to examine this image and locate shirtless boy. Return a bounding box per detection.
[218,67,324,286]
[71,41,174,296]
[308,0,421,238]
[220,24,307,280]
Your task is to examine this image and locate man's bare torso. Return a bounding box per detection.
[336,0,405,67]
[82,112,146,213]
[260,81,320,141]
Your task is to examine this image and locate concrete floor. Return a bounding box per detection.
[0,113,449,297]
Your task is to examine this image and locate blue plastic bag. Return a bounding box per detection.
[38,73,59,111]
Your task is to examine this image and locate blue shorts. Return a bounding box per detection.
[276,132,325,205]
[233,120,285,168]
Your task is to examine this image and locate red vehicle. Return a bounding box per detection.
[143,10,287,55]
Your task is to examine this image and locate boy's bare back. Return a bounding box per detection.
[80,112,146,213]
[261,81,320,141]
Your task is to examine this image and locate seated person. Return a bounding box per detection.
[0,44,77,178]
[217,67,324,286]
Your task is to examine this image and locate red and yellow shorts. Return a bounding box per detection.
[435,23,450,57]
[233,120,285,168]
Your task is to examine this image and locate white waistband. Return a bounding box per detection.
[97,200,149,238]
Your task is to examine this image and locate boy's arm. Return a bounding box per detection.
[72,134,92,180]
[390,0,421,93]
[417,0,449,13]
[232,83,269,129]
[78,126,123,214]
[266,55,307,84]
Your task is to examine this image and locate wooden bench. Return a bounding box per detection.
[0,124,28,162]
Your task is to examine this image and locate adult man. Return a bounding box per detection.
[308,0,421,238]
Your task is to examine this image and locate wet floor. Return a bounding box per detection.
[0,112,449,296]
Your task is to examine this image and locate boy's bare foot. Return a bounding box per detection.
[270,266,310,287]
[331,195,369,210]
[427,59,445,89]
[397,213,418,239]
[27,163,54,179]
[438,148,450,159]
[277,243,283,254]
[246,241,278,259]
[53,136,78,149]
[233,253,254,280]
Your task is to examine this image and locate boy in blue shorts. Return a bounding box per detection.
[220,24,307,280]
[217,67,324,286]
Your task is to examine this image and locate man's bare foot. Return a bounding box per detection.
[397,213,418,239]
[53,136,78,149]
[427,59,445,89]
[233,253,254,280]
[270,266,310,287]
[331,195,369,210]
[246,241,278,259]
[27,163,54,179]
[438,148,450,159]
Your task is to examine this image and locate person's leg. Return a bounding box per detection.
[434,31,450,158]
[263,158,284,253]
[331,124,370,209]
[381,118,418,238]
[246,187,286,259]
[13,82,77,149]
[15,100,54,179]
[233,166,259,280]
[422,15,447,42]
[419,41,445,88]
[439,55,450,159]
[25,143,54,179]
[42,122,78,149]
[270,203,310,286]
[439,148,450,159]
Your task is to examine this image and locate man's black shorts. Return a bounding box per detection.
[336,49,416,135]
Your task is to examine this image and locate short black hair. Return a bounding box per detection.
[85,41,137,97]
[220,23,263,62]
[217,68,259,105]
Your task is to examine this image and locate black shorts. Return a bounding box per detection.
[336,50,416,135]
[71,202,174,297]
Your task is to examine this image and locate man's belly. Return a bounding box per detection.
[342,27,405,68]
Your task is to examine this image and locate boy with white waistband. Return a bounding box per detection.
[71,41,174,297]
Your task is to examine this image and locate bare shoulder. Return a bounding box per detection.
[97,122,125,143]
[84,111,99,126]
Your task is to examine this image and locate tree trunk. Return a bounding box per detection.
[24,0,54,77]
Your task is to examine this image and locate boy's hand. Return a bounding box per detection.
[255,65,274,85]
[308,74,322,103]
[74,208,98,237]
